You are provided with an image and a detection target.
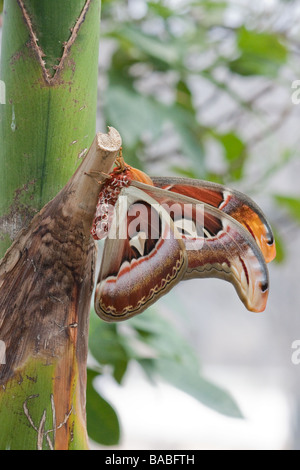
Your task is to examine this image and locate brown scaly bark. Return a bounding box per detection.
[0,127,121,450]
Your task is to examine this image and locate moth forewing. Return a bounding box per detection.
[106,195,127,240]
[151,176,276,263]
[116,185,186,242]
[94,185,188,321]
[130,180,270,313]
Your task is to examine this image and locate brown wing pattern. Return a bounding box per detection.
[151,176,276,264]
[94,176,273,321]
[131,181,269,313]
[95,187,187,321]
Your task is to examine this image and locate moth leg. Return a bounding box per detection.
[114,148,132,173]
[84,170,112,184]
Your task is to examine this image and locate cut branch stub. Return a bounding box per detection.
[0,127,121,450]
[0,126,121,380]
[66,126,122,232]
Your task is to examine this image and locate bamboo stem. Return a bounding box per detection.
[0,0,101,256]
[0,128,121,450]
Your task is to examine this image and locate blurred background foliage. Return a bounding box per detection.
[87,0,300,447]
[1,0,299,448]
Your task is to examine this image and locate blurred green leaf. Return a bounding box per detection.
[215,132,247,180]
[104,75,165,149]
[274,195,300,224]
[171,165,201,179]
[0,1,3,14]
[89,308,242,418]
[86,369,120,446]
[105,73,205,172]
[125,309,242,418]
[238,27,287,62]
[174,80,206,172]
[89,310,129,383]
[89,0,294,433]
[148,2,174,19]
[230,27,288,77]
[165,101,205,172]
[111,25,182,70]
[230,56,277,78]
[218,132,245,161]
[206,172,225,185]
[193,0,228,10]
[127,309,199,371]
[155,358,243,418]
[176,80,194,112]
[271,226,286,264]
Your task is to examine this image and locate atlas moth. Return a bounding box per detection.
[91,152,276,322]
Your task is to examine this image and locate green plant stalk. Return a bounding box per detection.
[0,0,101,255]
[0,361,88,450]
[0,128,121,450]
[0,0,102,450]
